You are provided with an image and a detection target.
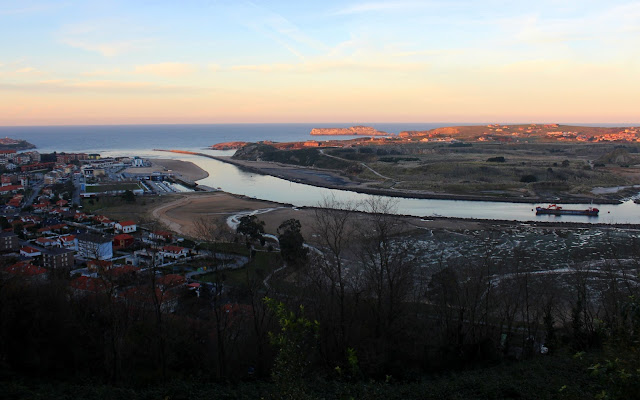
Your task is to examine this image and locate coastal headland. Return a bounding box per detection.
[310,125,388,136]
[0,137,36,151]
[201,123,640,205]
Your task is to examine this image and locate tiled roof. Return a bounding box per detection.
[162,245,186,253]
[70,276,107,293]
[20,246,41,254]
[4,261,47,276]
[118,220,136,227]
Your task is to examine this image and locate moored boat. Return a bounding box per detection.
[535,204,599,216]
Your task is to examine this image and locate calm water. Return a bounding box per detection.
[1,123,638,223]
[0,123,454,153]
[155,150,640,225]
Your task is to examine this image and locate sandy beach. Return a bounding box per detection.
[148,189,517,243]
[150,192,283,237]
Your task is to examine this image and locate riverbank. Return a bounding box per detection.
[193,153,621,205]
[149,191,640,243]
[150,192,284,237]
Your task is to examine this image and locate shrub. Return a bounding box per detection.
[520,174,538,183]
[487,156,506,163]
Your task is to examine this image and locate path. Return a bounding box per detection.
[319,149,396,182]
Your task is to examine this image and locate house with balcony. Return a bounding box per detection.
[77,233,113,260]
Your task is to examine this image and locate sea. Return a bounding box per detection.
[0,123,457,154]
[0,123,638,223]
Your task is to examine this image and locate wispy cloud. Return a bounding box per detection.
[503,3,640,48]
[58,19,154,57]
[81,68,123,77]
[62,38,151,57]
[134,62,197,78]
[223,1,326,61]
[231,59,427,73]
[332,1,437,15]
[0,80,206,94]
[16,67,38,73]
[0,1,69,15]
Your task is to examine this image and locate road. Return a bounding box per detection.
[72,174,83,206]
[318,149,394,180]
[23,182,43,208]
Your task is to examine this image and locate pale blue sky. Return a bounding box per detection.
[1,0,639,124]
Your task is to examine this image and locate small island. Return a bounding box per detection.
[0,137,36,151]
[310,125,389,136]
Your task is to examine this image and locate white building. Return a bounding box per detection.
[77,233,113,260]
[132,157,145,167]
[115,220,137,233]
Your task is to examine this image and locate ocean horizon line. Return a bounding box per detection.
[1,121,639,129]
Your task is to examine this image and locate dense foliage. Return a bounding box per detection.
[1,206,639,398]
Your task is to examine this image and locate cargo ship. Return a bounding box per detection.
[535,204,599,216]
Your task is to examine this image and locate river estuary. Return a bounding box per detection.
[131,149,639,225]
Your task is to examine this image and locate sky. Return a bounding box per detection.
[1,0,639,125]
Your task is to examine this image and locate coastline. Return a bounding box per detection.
[148,191,640,241]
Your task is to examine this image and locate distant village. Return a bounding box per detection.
[211,124,640,151]
[0,149,209,311]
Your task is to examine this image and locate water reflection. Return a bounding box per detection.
[112,149,640,224]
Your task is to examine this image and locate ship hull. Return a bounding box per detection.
[535,207,599,216]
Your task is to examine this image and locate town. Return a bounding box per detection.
[0,150,220,313]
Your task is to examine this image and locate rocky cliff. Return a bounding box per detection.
[310,126,388,136]
[210,141,249,150]
[0,137,36,150]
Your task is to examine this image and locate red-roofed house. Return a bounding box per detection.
[113,233,135,249]
[20,246,41,257]
[161,245,188,259]
[94,215,114,227]
[74,212,89,222]
[87,259,113,273]
[7,197,22,207]
[156,274,186,289]
[115,220,136,233]
[150,231,173,242]
[36,237,57,247]
[3,261,48,280]
[58,234,77,250]
[33,203,50,213]
[1,174,14,186]
[103,264,140,278]
[69,276,108,295]
[0,184,23,194]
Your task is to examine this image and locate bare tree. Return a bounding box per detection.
[193,216,236,379]
[357,197,417,368]
[309,196,361,361]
